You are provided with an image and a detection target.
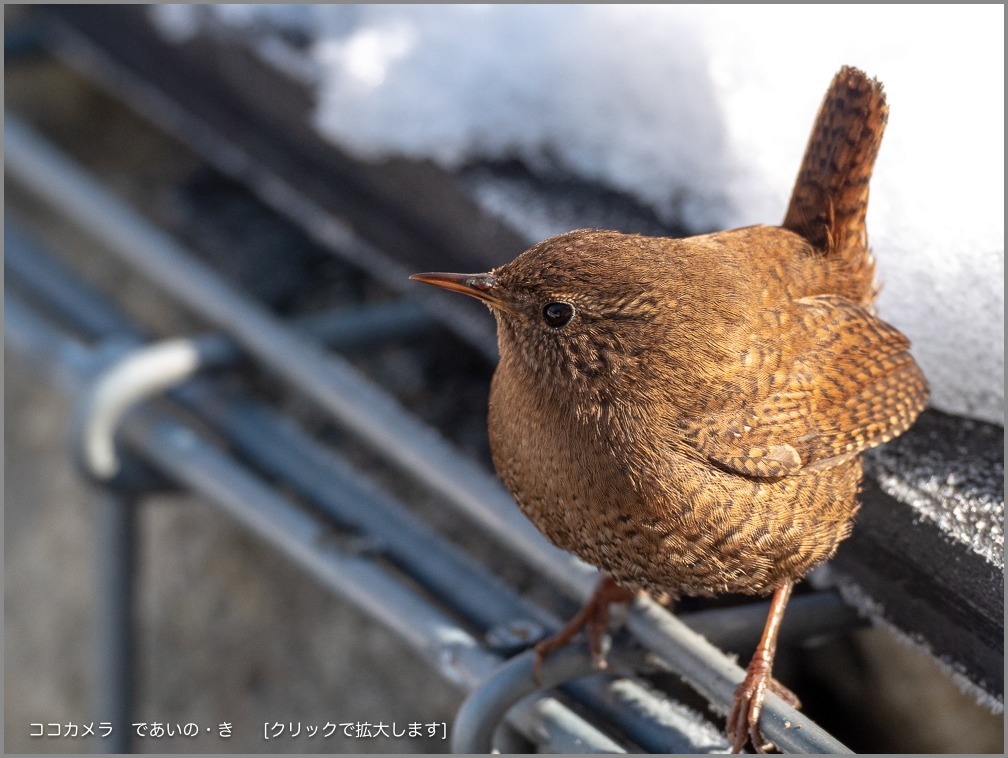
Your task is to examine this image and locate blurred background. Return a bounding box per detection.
[5,4,1003,754]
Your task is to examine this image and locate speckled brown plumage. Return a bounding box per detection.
[412,66,927,752]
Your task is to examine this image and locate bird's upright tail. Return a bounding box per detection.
[782,66,888,306]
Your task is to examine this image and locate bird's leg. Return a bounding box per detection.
[533,575,635,686]
[727,580,798,754]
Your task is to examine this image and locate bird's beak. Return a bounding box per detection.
[409,271,513,312]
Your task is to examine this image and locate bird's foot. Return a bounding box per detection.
[726,654,801,753]
[532,575,635,686]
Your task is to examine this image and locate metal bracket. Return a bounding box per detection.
[452,641,684,753]
[453,643,632,753]
[72,337,208,481]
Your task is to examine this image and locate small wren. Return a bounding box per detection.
[412,66,927,753]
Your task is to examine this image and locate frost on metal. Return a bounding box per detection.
[834,580,1005,715]
[864,412,1004,568]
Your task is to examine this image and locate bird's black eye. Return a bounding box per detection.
[542,301,575,328]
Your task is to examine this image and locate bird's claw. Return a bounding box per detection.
[532,629,609,687]
[531,576,632,687]
[727,657,800,753]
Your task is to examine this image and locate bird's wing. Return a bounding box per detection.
[682,295,928,478]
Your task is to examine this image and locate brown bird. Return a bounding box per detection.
[412,66,927,752]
